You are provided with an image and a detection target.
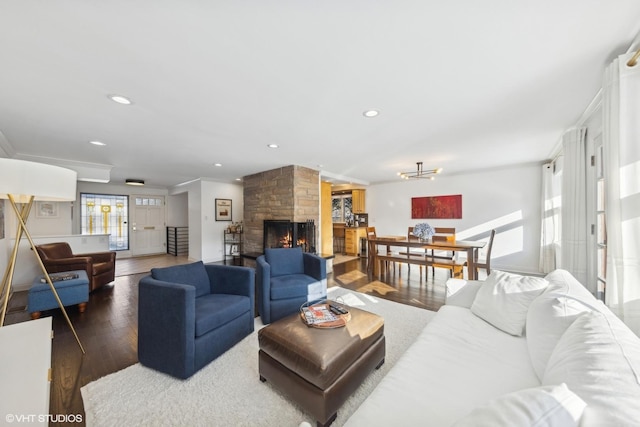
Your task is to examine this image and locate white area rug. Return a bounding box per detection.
[81,287,436,427]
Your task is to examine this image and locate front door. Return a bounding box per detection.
[131,195,165,256]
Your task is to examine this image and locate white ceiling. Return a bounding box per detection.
[1,1,639,187]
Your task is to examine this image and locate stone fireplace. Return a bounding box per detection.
[243,165,320,255]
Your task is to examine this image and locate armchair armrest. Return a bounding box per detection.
[138,276,196,379]
[75,251,116,263]
[303,253,326,280]
[256,255,271,322]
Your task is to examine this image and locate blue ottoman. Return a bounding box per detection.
[28,270,89,319]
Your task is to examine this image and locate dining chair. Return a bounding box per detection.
[365,227,377,274]
[365,226,396,274]
[405,226,426,277]
[467,229,496,279]
[429,227,456,276]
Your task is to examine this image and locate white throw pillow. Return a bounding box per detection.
[526,295,593,380]
[445,279,482,308]
[471,270,548,336]
[452,384,586,427]
[543,310,640,426]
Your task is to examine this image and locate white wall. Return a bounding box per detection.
[168,179,243,262]
[200,179,243,263]
[367,162,543,274]
[167,192,188,226]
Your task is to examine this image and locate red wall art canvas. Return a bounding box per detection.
[411,195,462,219]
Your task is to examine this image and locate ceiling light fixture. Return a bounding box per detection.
[125,178,145,186]
[89,140,106,146]
[109,94,132,105]
[397,162,443,180]
[214,163,222,167]
[267,144,279,148]
[363,110,379,118]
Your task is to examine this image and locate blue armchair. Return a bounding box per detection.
[138,261,254,379]
[256,247,327,324]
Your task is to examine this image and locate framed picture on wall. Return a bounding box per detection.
[36,201,59,218]
[411,195,462,219]
[215,198,232,221]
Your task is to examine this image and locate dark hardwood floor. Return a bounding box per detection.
[4,255,449,426]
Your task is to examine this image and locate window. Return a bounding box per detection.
[80,193,129,251]
[332,194,352,223]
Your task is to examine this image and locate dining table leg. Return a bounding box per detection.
[466,248,477,280]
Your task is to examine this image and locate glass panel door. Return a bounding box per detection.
[80,193,129,251]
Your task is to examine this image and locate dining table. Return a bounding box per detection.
[368,237,487,280]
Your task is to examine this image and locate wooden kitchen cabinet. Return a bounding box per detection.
[345,227,367,256]
[352,189,366,213]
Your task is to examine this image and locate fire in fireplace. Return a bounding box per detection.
[263,220,316,253]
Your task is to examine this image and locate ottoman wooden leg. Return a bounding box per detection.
[78,302,87,313]
[31,311,42,320]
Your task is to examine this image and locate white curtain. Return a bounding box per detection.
[602,52,640,336]
[560,127,589,288]
[540,160,562,273]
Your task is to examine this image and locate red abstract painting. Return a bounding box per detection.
[411,195,462,219]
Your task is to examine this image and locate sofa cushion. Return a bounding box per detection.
[526,269,597,380]
[344,305,540,427]
[471,270,548,336]
[265,247,304,277]
[270,274,318,300]
[194,294,250,337]
[151,261,211,298]
[543,310,640,426]
[452,383,586,427]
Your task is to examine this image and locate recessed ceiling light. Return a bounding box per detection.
[363,110,379,118]
[214,163,222,167]
[109,94,132,105]
[125,178,145,186]
[267,144,279,148]
[89,140,106,146]
[235,178,242,181]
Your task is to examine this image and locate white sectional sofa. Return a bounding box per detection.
[344,269,640,426]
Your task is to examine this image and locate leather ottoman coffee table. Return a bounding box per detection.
[258,303,385,427]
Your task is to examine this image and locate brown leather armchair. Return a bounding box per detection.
[36,242,116,292]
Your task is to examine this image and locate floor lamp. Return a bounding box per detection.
[0,158,85,353]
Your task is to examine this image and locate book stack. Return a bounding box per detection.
[301,305,338,326]
[41,272,80,283]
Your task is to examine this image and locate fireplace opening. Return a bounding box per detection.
[263,220,316,253]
